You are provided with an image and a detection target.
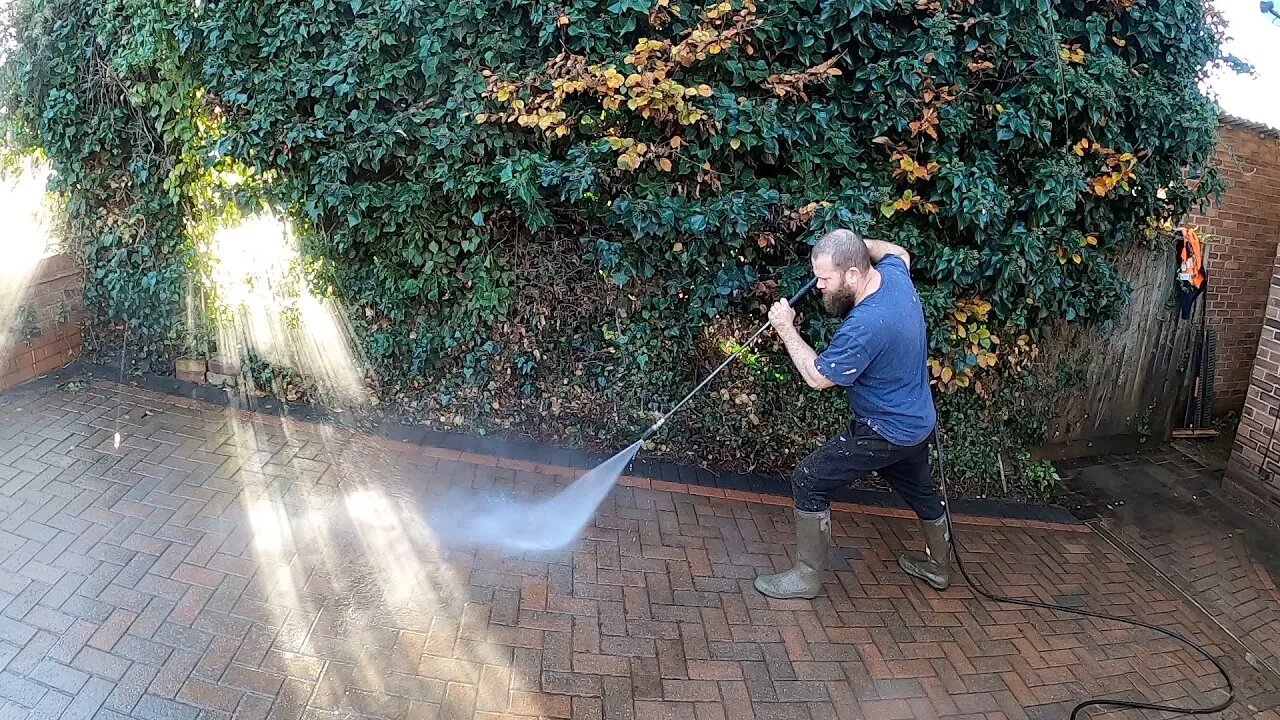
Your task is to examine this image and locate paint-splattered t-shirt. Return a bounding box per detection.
[814,255,936,446]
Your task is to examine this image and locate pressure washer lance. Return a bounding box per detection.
[631,275,1234,719]
[639,276,818,444]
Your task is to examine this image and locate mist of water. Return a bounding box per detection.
[425,440,644,553]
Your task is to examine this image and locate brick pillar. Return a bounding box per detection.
[1,253,84,391]
[1226,242,1280,517]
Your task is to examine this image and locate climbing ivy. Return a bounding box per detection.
[0,0,1242,499]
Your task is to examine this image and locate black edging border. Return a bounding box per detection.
[8,361,1082,526]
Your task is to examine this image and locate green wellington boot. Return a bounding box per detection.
[754,508,830,599]
[898,515,952,590]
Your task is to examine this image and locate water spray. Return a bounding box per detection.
[430,276,817,551]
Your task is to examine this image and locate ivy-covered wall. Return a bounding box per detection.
[0,0,1240,500]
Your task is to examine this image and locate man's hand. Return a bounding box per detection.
[769,298,834,390]
[769,299,796,330]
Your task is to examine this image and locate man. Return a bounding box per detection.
[754,229,949,600]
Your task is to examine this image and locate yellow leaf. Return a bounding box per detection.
[952,310,968,322]
[658,158,673,172]
[673,242,684,252]
[1073,138,1089,156]
[1112,36,1126,46]
[1085,235,1098,246]
[670,136,683,148]
[474,113,489,123]
[697,84,713,97]
[1157,187,1167,199]
[729,138,741,149]
[941,366,953,383]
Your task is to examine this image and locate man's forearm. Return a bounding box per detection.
[865,239,911,268]
[776,323,834,390]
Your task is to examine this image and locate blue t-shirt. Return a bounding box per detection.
[814,255,937,446]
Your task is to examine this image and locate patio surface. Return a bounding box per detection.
[1,376,1278,719]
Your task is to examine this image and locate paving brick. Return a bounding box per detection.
[132,693,200,720]
[102,662,158,715]
[0,670,47,707]
[175,677,243,712]
[24,687,70,719]
[58,675,113,720]
[87,608,136,652]
[69,646,130,682]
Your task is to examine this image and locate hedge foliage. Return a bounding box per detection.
[1,0,1239,499]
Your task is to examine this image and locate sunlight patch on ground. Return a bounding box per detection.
[225,410,527,714]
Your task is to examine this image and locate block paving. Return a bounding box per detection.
[1,380,1277,719]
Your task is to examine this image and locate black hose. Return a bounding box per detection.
[932,432,1235,719]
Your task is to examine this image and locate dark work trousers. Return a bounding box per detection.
[791,420,944,521]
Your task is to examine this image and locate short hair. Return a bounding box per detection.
[811,229,870,272]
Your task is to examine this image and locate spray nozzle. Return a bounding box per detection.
[640,416,666,443]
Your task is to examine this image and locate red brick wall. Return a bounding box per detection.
[1,254,83,391]
[1183,123,1280,414]
[1226,238,1280,515]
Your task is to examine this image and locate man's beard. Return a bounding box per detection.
[822,286,857,317]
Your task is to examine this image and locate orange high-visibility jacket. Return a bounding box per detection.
[1177,226,1207,319]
